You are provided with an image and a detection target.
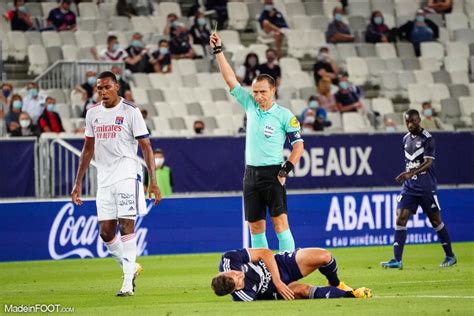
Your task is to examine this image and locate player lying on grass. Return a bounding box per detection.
[211,247,372,301]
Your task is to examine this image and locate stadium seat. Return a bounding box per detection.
[305,2,324,16]
[194,88,213,103]
[25,31,43,46]
[348,15,367,32]
[166,73,184,87]
[75,31,95,48]
[449,84,470,98]
[381,71,400,98]
[326,112,342,131]
[59,31,76,45]
[211,73,229,89]
[449,71,470,85]
[99,2,116,20]
[157,2,182,18]
[441,98,463,126]
[61,45,78,61]
[110,16,131,31]
[77,18,98,32]
[445,13,469,31]
[348,0,371,18]
[366,57,387,83]
[288,72,313,89]
[419,57,441,71]
[299,87,316,101]
[28,45,48,75]
[356,43,376,58]
[446,42,470,58]
[414,70,434,84]
[152,117,171,131]
[147,89,165,103]
[78,2,99,18]
[131,87,150,105]
[219,30,244,52]
[430,83,450,109]
[459,96,474,125]
[398,71,416,91]
[310,15,330,31]
[149,73,169,89]
[375,43,397,59]
[8,31,28,61]
[287,30,307,58]
[420,42,444,61]
[426,13,444,28]
[396,42,416,58]
[186,103,204,116]
[346,57,369,85]
[394,0,418,18]
[211,88,229,102]
[337,43,358,60]
[371,0,394,15]
[445,57,469,73]
[42,31,62,48]
[195,73,215,88]
[432,70,451,84]
[371,98,394,117]
[292,15,311,30]
[200,101,219,116]
[323,1,340,17]
[178,88,199,104]
[131,16,154,35]
[384,58,403,72]
[41,2,57,19]
[153,102,173,118]
[247,44,268,63]
[182,74,198,88]
[453,28,474,43]
[290,99,307,116]
[132,73,152,89]
[277,86,298,103]
[46,47,63,64]
[169,102,188,118]
[0,31,10,61]
[227,2,249,30]
[408,83,431,105]
[342,112,371,132]
[140,103,157,116]
[176,59,197,76]
[215,101,234,116]
[26,2,43,18]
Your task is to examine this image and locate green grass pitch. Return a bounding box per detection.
[1,243,473,315]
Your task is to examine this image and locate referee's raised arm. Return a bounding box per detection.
[210,32,238,90]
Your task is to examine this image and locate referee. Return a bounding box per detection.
[210,32,304,252]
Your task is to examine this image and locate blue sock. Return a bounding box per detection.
[393,226,407,262]
[318,256,340,286]
[435,223,454,257]
[251,232,268,248]
[309,286,350,299]
[277,229,295,252]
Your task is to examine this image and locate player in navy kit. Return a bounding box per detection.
[381,109,456,269]
[211,247,372,301]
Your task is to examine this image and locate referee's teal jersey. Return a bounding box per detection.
[230,84,303,166]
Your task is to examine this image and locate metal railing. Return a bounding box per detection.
[34,61,125,90]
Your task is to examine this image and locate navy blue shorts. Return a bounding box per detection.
[397,192,441,214]
[258,249,304,300]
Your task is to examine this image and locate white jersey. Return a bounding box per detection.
[85,98,149,188]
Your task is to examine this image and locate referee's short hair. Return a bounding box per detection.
[98,71,117,83]
[254,74,276,88]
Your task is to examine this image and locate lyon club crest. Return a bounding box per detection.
[115,116,124,125]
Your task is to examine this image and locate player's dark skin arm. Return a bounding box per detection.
[396,158,433,183]
[247,248,295,300]
[139,137,161,205]
[71,137,95,205]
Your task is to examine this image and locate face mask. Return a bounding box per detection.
[47,103,56,112]
[87,76,96,86]
[318,52,329,61]
[416,15,425,23]
[159,47,169,55]
[18,5,27,13]
[386,126,396,132]
[20,119,30,128]
[303,116,315,125]
[131,40,143,48]
[309,100,319,108]
[194,127,204,134]
[2,88,11,98]
[335,13,343,22]
[423,108,433,117]
[339,81,349,90]
[112,43,120,51]
[29,88,38,97]
[197,18,207,26]
[374,16,383,25]
[13,100,22,109]
[171,20,178,28]
[154,157,164,167]
[264,4,273,11]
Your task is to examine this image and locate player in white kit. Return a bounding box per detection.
[71,71,161,297]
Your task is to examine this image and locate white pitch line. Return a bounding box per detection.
[376,295,474,299]
[371,279,465,285]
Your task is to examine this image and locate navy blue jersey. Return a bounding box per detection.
[401,129,437,195]
[218,249,276,301]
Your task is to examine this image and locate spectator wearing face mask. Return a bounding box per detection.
[38,97,65,133]
[144,148,173,197]
[150,39,172,73]
[170,22,197,60]
[384,118,397,133]
[5,0,36,31]
[193,119,205,134]
[300,96,331,132]
[163,13,179,36]
[46,0,76,32]
[22,82,46,124]
[5,94,23,134]
[326,6,354,44]
[11,111,41,137]
[236,53,260,86]
[313,47,339,86]
[92,35,128,63]
[335,79,364,113]
[398,10,439,56]
[420,101,445,130]
[258,0,289,57]
[75,69,97,102]
[125,32,152,73]
[111,65,131,97]
[366,11,394,43]
[258,49,281,87]
[190,10,211,55]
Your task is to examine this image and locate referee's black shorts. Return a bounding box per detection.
[243,165,287,223]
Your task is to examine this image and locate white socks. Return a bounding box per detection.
[121,233,137,289]
[104,235,123,268]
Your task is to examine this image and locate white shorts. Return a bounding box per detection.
[96,178,147,221]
